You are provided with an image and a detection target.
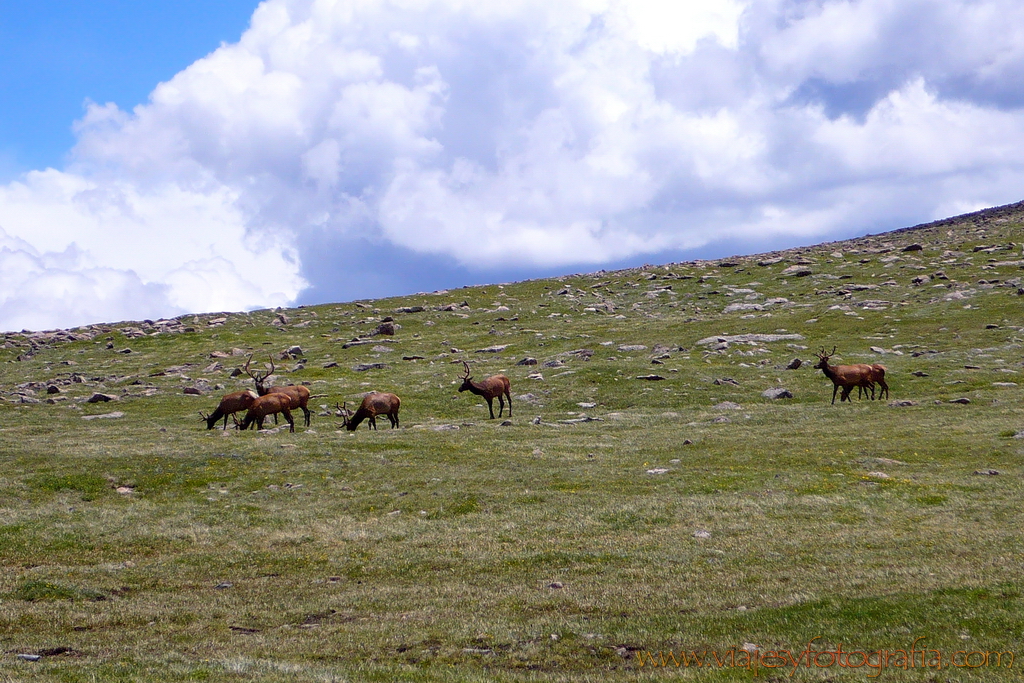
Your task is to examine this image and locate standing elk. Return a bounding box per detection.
[866,364,889,400]
[240,392,295,432]
[245,355,312,426]
[338,392,401,431]
[200,390,258,430]
[814,347,877,404]
[457,360,511,419]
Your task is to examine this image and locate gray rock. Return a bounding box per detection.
[902,243,923,251]
[762,388,793,399]
[723,303,764,313]
[353,363,388,372]
[786,358,802,370]
[374,322,397,336]
[617,344,648,352]
[889,400,918,407]
[635,375,666,381]
[780,265,812,277]
[713,377,739,386]
[183,387,202,395]
[87,393,116,403]
[713,401,742,410]
[973,469,1000,476]
[516,357,538,366]
[475,344,508,353]
[949,398,971,404]
[696,333,804,346]
[395,306,424,313]
[82,411,124,420]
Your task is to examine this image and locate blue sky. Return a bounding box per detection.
[0,1,257,177]
[2,0,1024,331]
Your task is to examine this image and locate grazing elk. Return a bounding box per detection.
[814,347,877,405]
[339,392,401,431]
[457,360,512,419]
[240,392,295,432]
[200,390,259,430]
[245,355,312,426]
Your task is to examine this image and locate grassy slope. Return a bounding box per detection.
[1,203,1023,681]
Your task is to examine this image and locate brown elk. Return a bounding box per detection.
[200,390,259,430]
[855,364,890,400]
[339,392,401,431]
[457,360,511,419]
[240,392,295,432]
[814,347,877,404]
[245,355,311,426]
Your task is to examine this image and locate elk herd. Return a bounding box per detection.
[201,345,892,434]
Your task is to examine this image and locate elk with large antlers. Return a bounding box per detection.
[339,392,401,431]
[814,347,878,405]
[245,354,312,426]
[240,392,295,432]
[457,360,511,419]
[199,390,259,430]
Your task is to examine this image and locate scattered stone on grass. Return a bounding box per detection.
[973,469,1000,476]
[500,420,512,426]
[696,333,804,346]
[516,357,538,365]
[577,402,597,408]
[713,377,739,386]
[911,371,929,377]
[888,400,917,407]
[636,374,665,381]
[617,344,648,352]
[949,398,971,404]
[693,530,712,539]
[714,401,742,410]
[183,387,202,395]
[786,358,802,369]
[353,363,388,372]
[762,388,793,399]
[560,416,603,424]
[476,344,508,353]
[86,393,116,403]
[866,471,890,479]
[401,356,424,361]
[646,468,669,475]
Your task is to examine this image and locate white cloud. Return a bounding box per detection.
[3,0,1024,330]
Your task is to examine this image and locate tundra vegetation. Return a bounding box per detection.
[2,203,1024,681]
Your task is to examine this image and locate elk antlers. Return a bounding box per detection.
[244,353,275,384]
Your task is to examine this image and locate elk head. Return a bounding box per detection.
[245,354,275,394]
[457,360,474,392]
[814,346,837,370]
[336,401,352,428]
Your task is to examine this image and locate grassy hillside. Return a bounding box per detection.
[2,202,1024,681]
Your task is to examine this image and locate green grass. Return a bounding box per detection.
[1,204,1024,680]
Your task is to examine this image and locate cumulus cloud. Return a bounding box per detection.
[3,0,1024,330]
